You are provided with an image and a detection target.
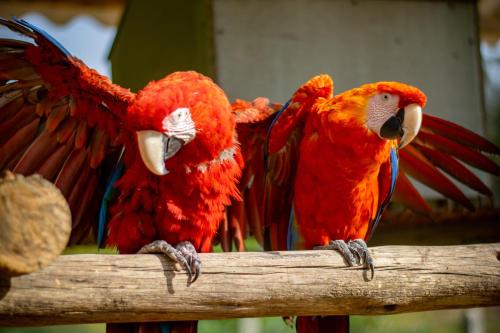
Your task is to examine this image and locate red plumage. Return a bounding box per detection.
[0,19,250,333]
[230,74,500,333]
[105,72,242,254]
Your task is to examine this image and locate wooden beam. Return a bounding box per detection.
[1,243,499,326]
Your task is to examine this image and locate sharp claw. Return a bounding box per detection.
[176,241,201,283]
[182,258,193,281]
[349,239,375,279]
[315,238,375,278]
[137,240,199,281]
[368,263,374,281]
[191,262,201,283]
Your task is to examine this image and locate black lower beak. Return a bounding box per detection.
[380,108,405,140]
[162,135,184,160]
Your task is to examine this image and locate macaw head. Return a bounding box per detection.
[343,82,427,148]
[127,71,235,176]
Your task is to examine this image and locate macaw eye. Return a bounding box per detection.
[163,108,192,130]
[382,94,390,101]
[161,107,196,143]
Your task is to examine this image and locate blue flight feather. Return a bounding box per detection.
[389,148,399,191]
[366,147,399,240]
[264,99,291,171]
[13,17,71,56]
[98,161,124,248]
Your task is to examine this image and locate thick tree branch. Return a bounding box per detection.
[0,243,499,326]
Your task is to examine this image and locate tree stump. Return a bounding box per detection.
[0,172,71,277]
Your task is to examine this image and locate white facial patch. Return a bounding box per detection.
[162,107,196,143]
[366,93,400,136]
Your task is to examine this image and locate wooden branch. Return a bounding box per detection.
[1,243,499,326]
[0,172,71,277]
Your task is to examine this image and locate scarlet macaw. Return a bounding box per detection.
[0,18,255,333]
[229,75,500,333]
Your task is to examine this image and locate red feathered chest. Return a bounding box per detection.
[106,144,242,254]
[292,112,391,248]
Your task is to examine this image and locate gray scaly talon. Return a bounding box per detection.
[315,238,374,279]
[314,240,358,266]
[348,239,374,280]
[138,240,201,283]
[176,241,201,283]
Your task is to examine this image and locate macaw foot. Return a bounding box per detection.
[138,240,201,283]
[314,239,374,280]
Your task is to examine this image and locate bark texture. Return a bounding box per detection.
[0,243,499,326]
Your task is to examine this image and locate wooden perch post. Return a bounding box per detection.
[1,243,499,326]
[0,172,71,277]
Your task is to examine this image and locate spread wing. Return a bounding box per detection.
[265,75,334,251]
[219,97,279,251]
[0,18,135,244]
[395,114,500,215]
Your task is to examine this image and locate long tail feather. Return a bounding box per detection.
[422,113,500,155]
[392,172,432,215]
[399,149,474,210]
[416,131,500,176]
[413,142,492,196]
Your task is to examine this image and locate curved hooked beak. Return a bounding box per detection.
[398,104,422,148]
[136,131,185,176]
[379,103,422,148]
[136,107,196,176]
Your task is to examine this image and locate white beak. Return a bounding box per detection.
[399,103,422,148]
[137,130,182,176]
[136,108,196,176]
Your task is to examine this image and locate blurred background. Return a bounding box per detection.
[0,0,499,332]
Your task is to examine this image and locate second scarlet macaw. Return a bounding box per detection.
[230,74,499,333]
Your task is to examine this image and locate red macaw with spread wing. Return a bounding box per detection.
[0,18,261,333]
[229,75,500,333]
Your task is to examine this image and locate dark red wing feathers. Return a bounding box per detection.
[399,146,475,211]
[412,142,492,196]
[422,113,500,155]
[392,172,432,215]
[0,18,135,244]
[395,112,500,214]
[224,98,280,250]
